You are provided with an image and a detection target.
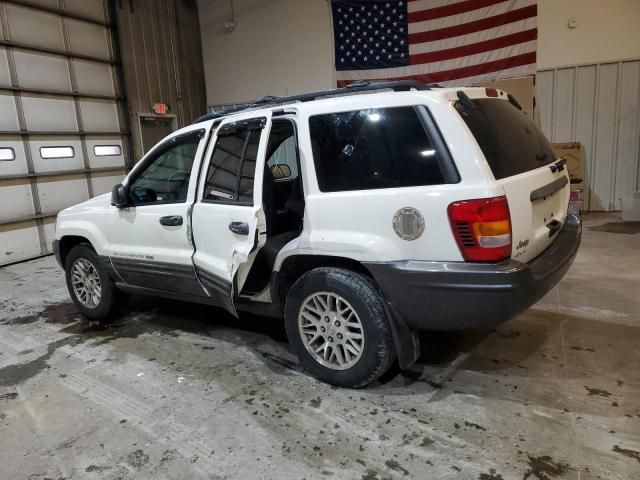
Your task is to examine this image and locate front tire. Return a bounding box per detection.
[284,268,395,388]
[65,244,123,321]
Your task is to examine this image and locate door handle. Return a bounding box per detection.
[159,215,183,226]
[229,221,249,235]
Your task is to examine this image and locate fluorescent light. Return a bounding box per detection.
[0,147,15,161]
[368,113,381,122]
[40,146,74,159]
[94,145,122,156]
[420,149,436,157]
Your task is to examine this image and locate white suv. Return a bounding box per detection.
[53,81,581,388]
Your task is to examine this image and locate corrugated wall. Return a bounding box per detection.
[115,0,206,163]
[537,60,640,211]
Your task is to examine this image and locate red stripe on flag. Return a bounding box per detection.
[409,5,537,43]
[409,28,537,65]
[408,0,507,23]
[336,52,536,87]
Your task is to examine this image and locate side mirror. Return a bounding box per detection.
[111,183,129,208]
[271,164,292,181]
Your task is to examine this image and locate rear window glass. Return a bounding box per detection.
[309,106,447,192]
[455,98,555,180]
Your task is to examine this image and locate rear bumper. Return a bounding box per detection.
[365,215,582,331]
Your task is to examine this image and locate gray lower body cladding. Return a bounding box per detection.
[365,215,582,331]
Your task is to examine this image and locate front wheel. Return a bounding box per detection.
[65,244,124,321]
[284,267,395,388]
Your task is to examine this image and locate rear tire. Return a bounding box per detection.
[64,244,125,322]
[284,267,395,388]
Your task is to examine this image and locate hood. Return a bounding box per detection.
[58,192,111,217]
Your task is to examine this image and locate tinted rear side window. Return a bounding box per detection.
[455,98,555,180]
[309,106,450,192]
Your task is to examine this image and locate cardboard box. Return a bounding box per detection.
[552,142,586,191]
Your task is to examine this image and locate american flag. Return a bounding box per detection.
[332,0,537,87]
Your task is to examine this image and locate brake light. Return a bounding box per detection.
[448,196,512,262]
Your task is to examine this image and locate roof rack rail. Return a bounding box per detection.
[192,80,438,124]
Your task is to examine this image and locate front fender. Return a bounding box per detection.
[55,217,110,256]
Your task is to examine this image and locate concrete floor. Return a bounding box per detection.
[0,213,638,480]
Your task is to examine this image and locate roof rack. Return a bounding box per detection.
[192,80,439,124]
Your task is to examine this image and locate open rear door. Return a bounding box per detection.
[191,113,270,316]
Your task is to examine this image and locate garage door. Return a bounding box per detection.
[0,0,128,266]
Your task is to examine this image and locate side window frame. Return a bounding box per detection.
[201,117,266,207]
[125,128,205,207]
[266,117,302,183]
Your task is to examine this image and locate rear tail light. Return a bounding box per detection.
[448,196,512,262]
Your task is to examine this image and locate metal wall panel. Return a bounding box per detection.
[116,0,206,160]
[537,60,640,211]
[0,0,128,265]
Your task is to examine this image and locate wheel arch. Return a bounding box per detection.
[274,254,374,303]
[58,235,95,268]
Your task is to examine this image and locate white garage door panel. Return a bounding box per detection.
[0,226,41,263]
[0,0,126,267]
[86,137,124,168]
[73,60,115,96]
[22,95,78,131]
[0,92,20,131]
[67,19,110,60]
[79,99,119,131]
[0,138,29,175]
[64,0,106,23]
[13,50,72,92]
[91,174,124,196]
[42,220,56,253]
[0,48,11,86]
[37,177,88,214]
[5,5,64,50]
[0,183,35,220]
[29,137,84,172]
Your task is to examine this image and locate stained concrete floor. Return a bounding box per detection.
[0,213,639,480]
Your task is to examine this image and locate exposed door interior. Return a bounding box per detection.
[241,118,305,295]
